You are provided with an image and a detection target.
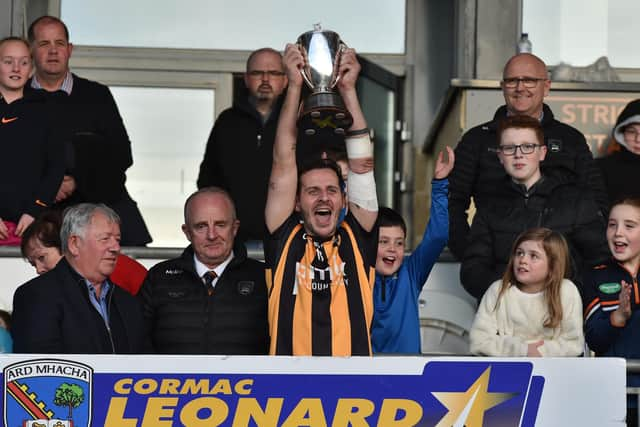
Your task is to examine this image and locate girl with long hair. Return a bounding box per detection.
[470,227,584,356]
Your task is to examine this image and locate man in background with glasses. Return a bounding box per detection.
[197,48,288,243]
[460,115,608,300]
[449,53,607,262]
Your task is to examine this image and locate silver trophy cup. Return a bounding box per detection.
[297,26,353,136]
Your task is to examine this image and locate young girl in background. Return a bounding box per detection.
[584,198,640,361]
[584,198,640,426]
[470,227,584,357]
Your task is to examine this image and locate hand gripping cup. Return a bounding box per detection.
[297,25,354,136]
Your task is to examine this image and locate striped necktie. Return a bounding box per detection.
[203,271,217,295]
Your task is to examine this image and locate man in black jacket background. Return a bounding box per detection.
[449,53,607,261]
[197,48,288,243]
[139,187,269,355]
[26,15,151,246]
[12,204,149,353]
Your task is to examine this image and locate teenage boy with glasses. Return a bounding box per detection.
[460,115,609,301]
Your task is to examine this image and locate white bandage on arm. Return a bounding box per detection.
[348,169,378,212]
[345,133,373,159]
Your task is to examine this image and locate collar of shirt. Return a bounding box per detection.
[193,251,235,286]
[506,108,544,122]
[84,279,111,324]
[31,71,74,95]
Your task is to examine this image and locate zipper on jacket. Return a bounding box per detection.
[257,134,262,148]
[106,289,116,354]
[381,277,386,302]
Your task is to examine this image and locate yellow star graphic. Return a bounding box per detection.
[432,367,517,427]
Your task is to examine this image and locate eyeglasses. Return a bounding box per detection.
[497,143,543,155]
[247,70,286,79]
[502,77,547,88]
[623,127,640,141]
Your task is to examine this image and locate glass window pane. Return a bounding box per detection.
[110,86,214,247]
[358,77,396,207]
[61,0,405,54]
[523,0,640,67]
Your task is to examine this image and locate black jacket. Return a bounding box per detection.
[0,92,65,221]
[139,244,269,355]
[597,146,640,205]
[449,104,607,260]
[26,75,151,246]
[197,96,283,242]
[460,175,609,300]
[12,257,149,354]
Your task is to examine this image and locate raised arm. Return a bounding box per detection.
[339,49,378,231]
[265,44,304,233]
[404,147,454,290]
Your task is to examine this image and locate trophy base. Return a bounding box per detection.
[298,92,354,136]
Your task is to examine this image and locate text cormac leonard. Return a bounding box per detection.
[104,377,423,427]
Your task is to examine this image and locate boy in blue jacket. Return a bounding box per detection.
[372,147,454,353]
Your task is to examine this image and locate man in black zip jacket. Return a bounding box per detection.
[12,204,149,354]
[138,187,269,355]
[460,116,608,300]
[26,15,151,246]
[449,53,607,261]
[197,48,287,243]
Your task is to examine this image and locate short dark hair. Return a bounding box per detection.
[497,115,544,146]
[323,144,348,164]
[20,210,63,258]
[297,157,346,195]
[611,197,640,212]
[376,207,406,236]
[27,16,70,44]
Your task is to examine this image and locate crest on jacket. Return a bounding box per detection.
[4,359,92,427]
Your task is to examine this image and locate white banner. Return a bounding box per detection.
[0,355,626,426]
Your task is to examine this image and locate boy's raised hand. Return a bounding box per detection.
[434,146,455,180]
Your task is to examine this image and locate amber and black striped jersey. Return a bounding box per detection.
[265,212,377,356]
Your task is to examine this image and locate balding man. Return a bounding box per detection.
[448,53,607,261]
[197,48,288,242]
[139,187,269,354]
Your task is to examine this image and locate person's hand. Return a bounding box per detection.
[336,48,361,94]
[434,146,455,179]
[611,281,632,326]
[55,175,76,203]
[283,43,305,89]
[15,213,34,237]
[0,218,8,240]
[527,340,543,357]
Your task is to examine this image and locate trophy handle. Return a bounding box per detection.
[330,42,348,89]
[297,43,315,90]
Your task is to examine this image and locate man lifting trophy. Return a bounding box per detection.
[265,37,379,356]
[297,24,354,136]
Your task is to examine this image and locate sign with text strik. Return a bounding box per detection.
[0,355,626,427]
